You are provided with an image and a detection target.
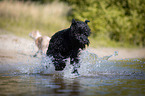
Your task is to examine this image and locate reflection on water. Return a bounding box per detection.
[0,50,145,95]
[0,73,145,96]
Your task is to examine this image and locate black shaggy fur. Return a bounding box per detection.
[46,19,91,74]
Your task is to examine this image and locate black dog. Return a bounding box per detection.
[46,19,91,74]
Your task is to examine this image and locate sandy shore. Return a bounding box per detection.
[0,34,145,66]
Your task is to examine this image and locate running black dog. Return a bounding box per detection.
[46,19,91,74]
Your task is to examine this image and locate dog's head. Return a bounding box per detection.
[29,30,41,40]
[70,19,91,48]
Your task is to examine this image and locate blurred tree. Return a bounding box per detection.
[60,0,145,47]
[2,0,144,47]
[5,0,54,3]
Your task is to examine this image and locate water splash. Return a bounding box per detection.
[2,49,144,78]
[18,50,118,78]
[78,50,118,76]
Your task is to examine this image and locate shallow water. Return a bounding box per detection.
[0,50,145,96]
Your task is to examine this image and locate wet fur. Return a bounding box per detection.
[46,19,91,74]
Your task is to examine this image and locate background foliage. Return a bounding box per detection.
[0,0,70,38]
[0,0,144,48]
[60,0,145,47]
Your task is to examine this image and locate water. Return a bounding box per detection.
[0,50,145,96]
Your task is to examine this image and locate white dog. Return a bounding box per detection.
[29,30,50,57]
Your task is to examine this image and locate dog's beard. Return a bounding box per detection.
[73,34,89,49]
[77,34,89,45]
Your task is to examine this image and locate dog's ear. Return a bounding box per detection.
[72,19,77,25]
[85,20,90,24]
[36,30,39,33]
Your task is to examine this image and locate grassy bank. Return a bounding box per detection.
[0,1,143,48]
[0,1,70,38]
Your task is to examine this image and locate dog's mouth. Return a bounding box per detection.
[75,34,89,46]
[80,37,89,45]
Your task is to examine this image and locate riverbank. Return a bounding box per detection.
[0,34,145,66]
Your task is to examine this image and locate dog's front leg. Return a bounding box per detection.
[70,57,80,75]
[70,50,80,75]
[70,49,80,66]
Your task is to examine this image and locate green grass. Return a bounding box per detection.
[0,1,142,48]
[0,1,70,38]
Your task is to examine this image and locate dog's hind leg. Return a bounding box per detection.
[33,50,40,57]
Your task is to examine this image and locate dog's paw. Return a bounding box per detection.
[33,54,37,57]
[71,68,80,76]
[55,66,65,71]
